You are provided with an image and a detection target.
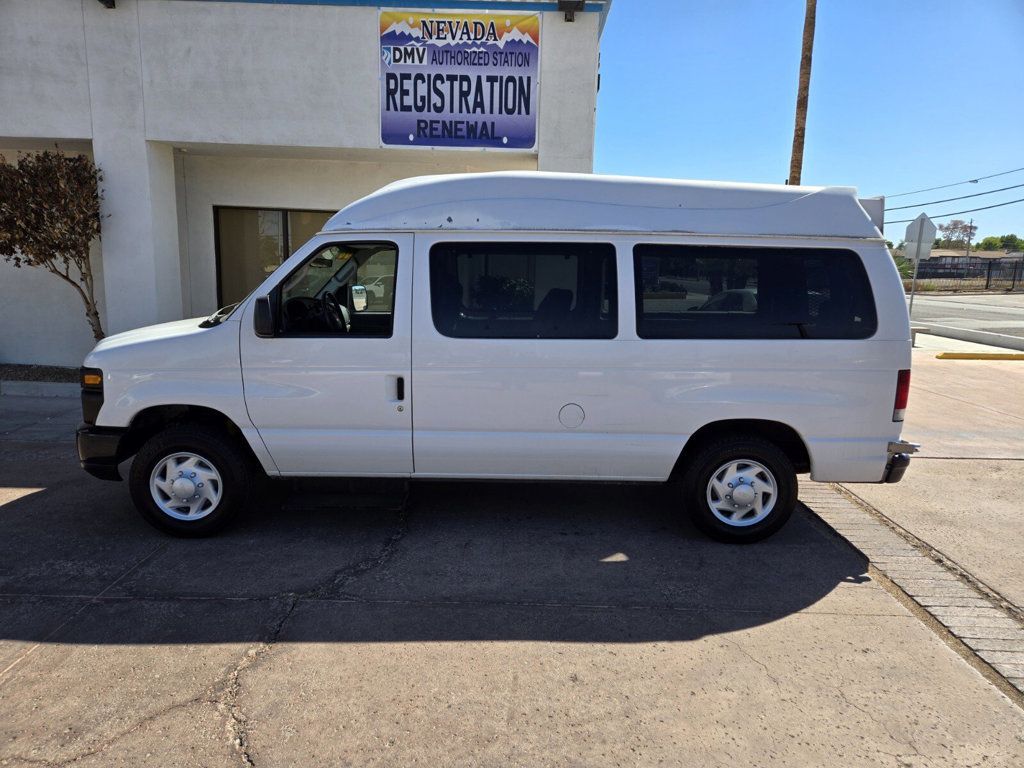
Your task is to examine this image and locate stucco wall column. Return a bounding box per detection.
[537,12,600,173]
[84,0,183,333]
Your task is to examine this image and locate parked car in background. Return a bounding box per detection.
[695,288,758,312]
[365,273,394,301]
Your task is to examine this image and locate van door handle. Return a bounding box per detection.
[396,376,405,401]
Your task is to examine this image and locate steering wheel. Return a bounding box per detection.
[322,292,350,333]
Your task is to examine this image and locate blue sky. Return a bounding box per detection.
[594,0,1024,240]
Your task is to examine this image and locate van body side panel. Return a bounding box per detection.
[239,233,415,476]
[412,233,652,479]
[410,233,909,483]
[82,317,278,473]
[411,346,676,480]
[609,339,908,482]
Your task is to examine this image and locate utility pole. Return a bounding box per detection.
[788,0,817,185]
[964,218,974,258]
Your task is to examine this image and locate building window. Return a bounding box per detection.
[430,242,617,339]
[633,244,877,340]
[215,207,333,306]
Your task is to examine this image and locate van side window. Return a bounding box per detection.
[633,245,877,340]
[430,242,617,339]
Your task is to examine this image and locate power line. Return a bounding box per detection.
[884,196,1024,225]
[886,165,1024,199]
[885,181,1024,211]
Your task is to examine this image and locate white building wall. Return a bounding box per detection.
[537,11,601,172]
[138,1,382,149]
[82,0,183,333]
[0,0,604,366]
[178,149,536,316]
[0,144,106,367]
[0,0,92,140]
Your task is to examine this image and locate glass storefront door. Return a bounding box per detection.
[215,207,333,306]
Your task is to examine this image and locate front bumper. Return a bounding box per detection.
[882,440,920,484]
[76,425,127,481]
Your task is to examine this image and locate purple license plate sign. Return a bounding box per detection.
[380,10,540,150]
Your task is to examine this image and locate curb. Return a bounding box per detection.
[935,352,1024,360]
[0,380,78,398]
[801,482,1024,704]
[920,325,1024,352]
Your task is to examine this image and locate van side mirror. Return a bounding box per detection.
[253,296,275,337]
[351,284,368,312]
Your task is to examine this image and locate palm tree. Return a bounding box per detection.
[788,0,817,186]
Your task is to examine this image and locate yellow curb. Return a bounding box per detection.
[935,352,1024,360]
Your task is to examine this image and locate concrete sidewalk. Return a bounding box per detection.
[1,394,1023,766]
[848,332,1024,610]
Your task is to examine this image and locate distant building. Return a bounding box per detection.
[920,248,1014,265]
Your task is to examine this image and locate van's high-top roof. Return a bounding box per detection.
[324,171,883,239]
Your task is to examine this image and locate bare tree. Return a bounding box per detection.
[0,150,105,340]
[788,0,817,185]
[937,219,977,249]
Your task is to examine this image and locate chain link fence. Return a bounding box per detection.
[903,257,1024,293]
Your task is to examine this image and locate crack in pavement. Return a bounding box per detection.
[310,501,410,601]
[212,504,410,767]
[719,635,783,691]
[718,626,934,765]
[0,543,169,688]
[214,595,300,768]
[834,686,928,763]
[717,637,785,758]
[5,695,211,768]
[0,506,411,768]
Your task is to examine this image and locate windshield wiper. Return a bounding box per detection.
[200,302,240,328]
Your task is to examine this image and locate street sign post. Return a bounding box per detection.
[904,213,937,318]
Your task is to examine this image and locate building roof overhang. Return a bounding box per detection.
[179,1,614,34]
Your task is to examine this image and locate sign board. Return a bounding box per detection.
[379,9,540,150]
[904,213,937,263]
[904,213,937,317]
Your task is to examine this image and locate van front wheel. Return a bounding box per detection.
[681,436,797,543]
[129,424,252,537]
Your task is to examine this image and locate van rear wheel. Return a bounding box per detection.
[681,436,797,543]
[129,424,252,537]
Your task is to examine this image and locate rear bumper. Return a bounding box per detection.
[76,425,127,481]
[882,440,920,484]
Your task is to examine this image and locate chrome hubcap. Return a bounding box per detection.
[706,459,777,527]
[150,452,223,521]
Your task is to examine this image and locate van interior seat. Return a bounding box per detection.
[535,288,574,328]
[815,292,853,329]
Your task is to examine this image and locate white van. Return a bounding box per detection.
[77,172,917,541]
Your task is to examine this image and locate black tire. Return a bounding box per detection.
[129,423,254,537]
[680,435,797,543]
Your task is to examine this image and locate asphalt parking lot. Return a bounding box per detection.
[2,395,1024,766]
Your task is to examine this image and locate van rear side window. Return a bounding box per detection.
[633,245,877,340]
[430,242,617,339]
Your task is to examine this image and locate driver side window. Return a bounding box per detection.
[278,242,397,337]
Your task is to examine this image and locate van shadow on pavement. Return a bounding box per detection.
[0,437,870,649]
